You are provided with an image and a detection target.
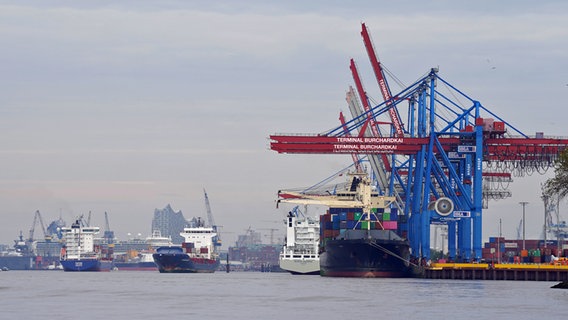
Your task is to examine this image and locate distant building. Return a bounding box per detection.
[227,228,282,272]
[151,204,201,244]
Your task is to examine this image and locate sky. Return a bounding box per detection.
[1,1,567,248]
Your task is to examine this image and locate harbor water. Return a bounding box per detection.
[1,271,566,320]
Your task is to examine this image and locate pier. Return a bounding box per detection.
[423,263,568,281]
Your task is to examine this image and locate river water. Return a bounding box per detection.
[1,270,566,320]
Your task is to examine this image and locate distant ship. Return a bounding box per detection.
[0,232,35,270]
[60,220,114,272]
[153,219,220,273]
[279,173,414,278]
[279,207,320,275]
[0,231,63,270]
[114,230,173,271]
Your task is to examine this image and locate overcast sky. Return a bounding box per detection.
[1,1,567,248]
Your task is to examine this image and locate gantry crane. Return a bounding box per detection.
[29,210,49,243]
[271,23,568,262]
[204,188,221,247]
[103,211,115,244]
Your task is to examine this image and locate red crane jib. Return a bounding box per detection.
[361,23,404,138]
[269,135,568,160]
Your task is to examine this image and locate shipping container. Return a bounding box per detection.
[383,221,398,230]
[332,221,340,230]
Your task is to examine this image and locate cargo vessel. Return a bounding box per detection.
[0,232,35,270]
[114,230,172,271]
[279,207,320,275]
[153,221,220,273]
[278,173,414,278]
[60,220,113,272]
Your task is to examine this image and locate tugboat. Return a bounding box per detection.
[279,207,320,275]
[60,219,113,272]
[153,218,220,273]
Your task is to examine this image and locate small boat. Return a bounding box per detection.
[279,207,320,275]
[60,220,113,272]
[153,219,220,273]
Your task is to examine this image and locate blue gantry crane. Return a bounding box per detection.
[270,23,568,263]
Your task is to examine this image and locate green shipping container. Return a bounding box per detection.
[383,213,390,221]
[354,212,362,221]
[360,221,369,229]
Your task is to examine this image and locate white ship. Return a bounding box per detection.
[279,207,320,275]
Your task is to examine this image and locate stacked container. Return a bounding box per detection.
[320,207,401,246]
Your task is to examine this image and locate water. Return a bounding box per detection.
[1,271,566,320]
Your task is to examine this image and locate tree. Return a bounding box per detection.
[544,149,568,199]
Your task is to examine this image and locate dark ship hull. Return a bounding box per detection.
[320,234,412,277]
[0,256,35,270]
[320,229,413,278]
[153,247,219,273]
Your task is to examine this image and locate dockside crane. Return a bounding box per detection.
[204,189,221,247]
[103,211,115,244]
[270,23,568,263]
[344,23,408,204]
[360,22,405,138]
[29,210,50,243]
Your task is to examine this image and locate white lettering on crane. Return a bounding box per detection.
[336,137,404,144]
[379,79,404,136]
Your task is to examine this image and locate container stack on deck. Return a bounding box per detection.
[320,207,400,245]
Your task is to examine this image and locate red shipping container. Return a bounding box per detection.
[347,212,354,220]
[475,117,484,126]
[493,121,505,132]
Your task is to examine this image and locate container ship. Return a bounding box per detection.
[279,207,320,275]
[60,220,114,272]
[113,230,173,271]
[278,173,414,278]
[153,219,220,273]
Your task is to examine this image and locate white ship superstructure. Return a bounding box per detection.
[61,222,99,260]
[279,209,320,275]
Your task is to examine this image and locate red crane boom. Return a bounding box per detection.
[360,23,404,137]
